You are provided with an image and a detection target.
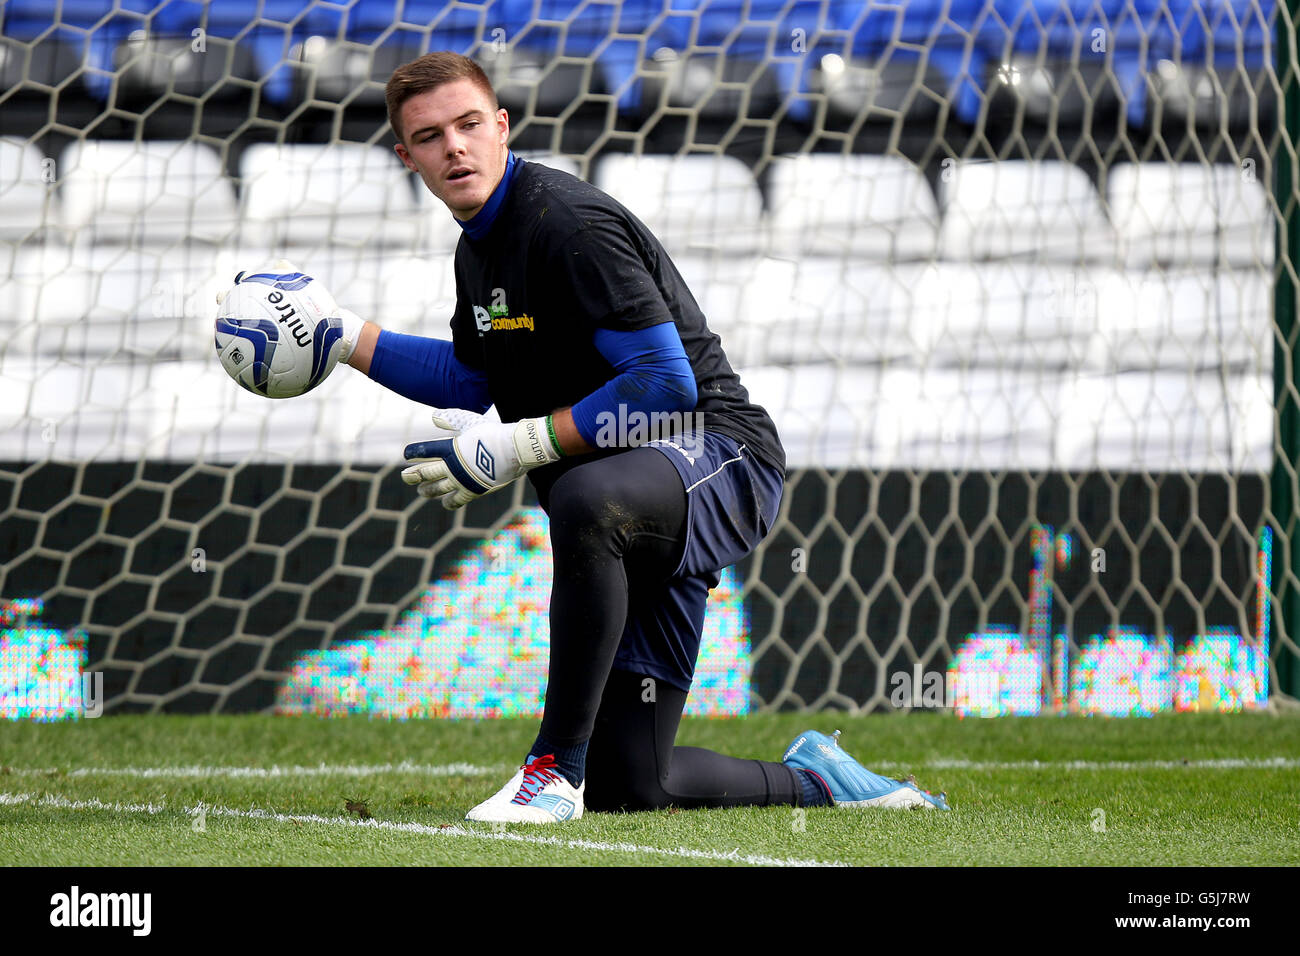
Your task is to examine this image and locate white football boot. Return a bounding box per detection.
[466,753,585,823]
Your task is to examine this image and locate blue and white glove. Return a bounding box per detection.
[402,408,564,509]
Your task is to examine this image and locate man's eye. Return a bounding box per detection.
[422,133,439,143]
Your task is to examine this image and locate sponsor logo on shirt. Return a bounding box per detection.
[491,313,535,331]
[473,303,535,332]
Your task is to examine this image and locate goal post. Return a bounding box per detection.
[0,0,1296,718]
[1273,0,1300,702]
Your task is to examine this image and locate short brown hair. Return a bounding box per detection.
[385,52,499,143]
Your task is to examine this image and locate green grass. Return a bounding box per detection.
[1,712,1297,866]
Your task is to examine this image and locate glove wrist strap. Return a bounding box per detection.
[514,416,564,468]
[336,310,365,363]
[545,415,566,459]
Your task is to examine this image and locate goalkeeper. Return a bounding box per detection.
[333,52,948,821]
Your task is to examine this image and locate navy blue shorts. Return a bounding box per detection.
[611,432,784,691]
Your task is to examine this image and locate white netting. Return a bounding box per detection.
[0,0,1293,714]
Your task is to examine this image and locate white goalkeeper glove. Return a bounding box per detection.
[401,408,565,510]
[214,258,366,362]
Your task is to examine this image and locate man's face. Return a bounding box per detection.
[394,77,509,220]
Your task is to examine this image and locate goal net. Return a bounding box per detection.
[0,0,1295,718]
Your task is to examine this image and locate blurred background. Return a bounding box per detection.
[0,0,1294,719]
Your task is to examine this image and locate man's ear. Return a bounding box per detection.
[394,142,417,172]
[497,107,510,145]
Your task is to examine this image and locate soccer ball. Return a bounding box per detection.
[214,267,345,399]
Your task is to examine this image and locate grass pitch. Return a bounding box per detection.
[1,711,1297,866]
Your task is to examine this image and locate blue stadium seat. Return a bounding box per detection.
[501,0,674,112]
[987,1,1149,128]
[0,1,147,101]
[3,0,141,29]
[650,0,828,122]
[134,0,351,104]
[827,0,989,124]
[984,0,1275,129]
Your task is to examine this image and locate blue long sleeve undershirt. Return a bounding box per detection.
[368,331,492,414]
[366,322,697,447]
[570,323,698,447]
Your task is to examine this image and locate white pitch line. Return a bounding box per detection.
[0,791,844,868]
[4,756,1297,779]
[2,761,502,779]
[875,757,1300,771]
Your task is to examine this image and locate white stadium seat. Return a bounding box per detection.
[767,154,939,260]
[1055,369,1271,472]
[415,186,470,255]
[742,362,1269,472]
[939,160,1117,263]
[870,365,1065,471]
[739,363,1064,470]
[0,356,156,462]
[1085,268,1271,373]
[739,364,884,468]
[10,244,231,361]
[910,262,1102,369]
[58,141,237,244]
[594,154,764,255]
[240,143,420,249]
[1109,163,1273,268]
[678,255,938,367]
[306,248,458,338]
[138,359,499,463]
[0,137,54,241]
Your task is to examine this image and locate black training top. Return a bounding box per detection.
[449,158,786,478]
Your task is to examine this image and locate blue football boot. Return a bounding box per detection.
[783,730,950,810]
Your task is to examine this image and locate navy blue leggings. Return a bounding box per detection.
[532,448,799,811]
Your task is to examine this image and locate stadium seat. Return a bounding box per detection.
[133,0,351,106]
[0,32,95,137]
[738,363,885,468]
[290,35,421,108]
[239,143,420,248]
[738,362,1064,471]
[0,354,151,462]
[1144,0,1274,130]
[767,154,939,260]
[479,46,605,121]
[594,154,763,256]
[58,141,237,245]
[111,29,260,110]
[501,0,666,115]
[1055,369,1271,472]
[1,3,146,103]
[305,249,458,336]
[1084,268,1271,374]
[0,138,54,241]
[141,359,338,462]
[141,353,461,464]
[413,188,469,256]
[677,255,939,368]
[13,243,230,361]
[1109,163,1274,268]
[872,364,1064,471]
[0,31,82,88]
[938,160,1118,264]
[637,47,783,126]
[910,262,1101,371]
[835,0,990,125]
